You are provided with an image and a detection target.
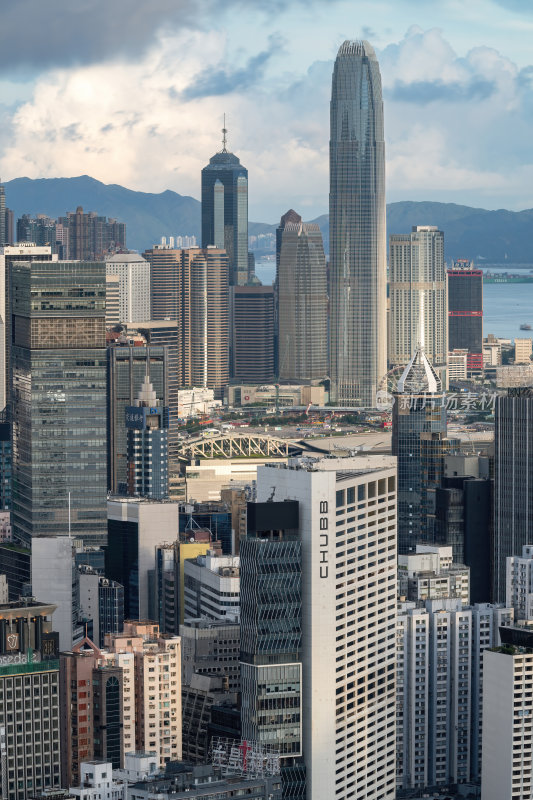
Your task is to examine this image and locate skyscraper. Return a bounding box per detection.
[105,252,151,323]
[494,389,533,601]
[231,285,275,383]
[11,259,107,545]
[201,127,249,286]
[329,40,387,406]
[126,374,169,500]
[276,210,328,382]
[389,226,447,370]
[447,260,483,371]
[0,181,6,247]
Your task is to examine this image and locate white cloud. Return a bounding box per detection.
[2,23,533,218]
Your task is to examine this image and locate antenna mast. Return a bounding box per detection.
[222,114,228,153]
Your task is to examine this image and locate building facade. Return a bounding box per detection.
[329,41,387,406]
[389,226,447,369]
[11,259,107,545]
[32,536,83,651]
[230,285,275,383]
[126,375,169,500]
[447,261,483,370]
[183,552,240,621]
[276,211,328,383]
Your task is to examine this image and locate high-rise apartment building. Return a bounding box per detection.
[0,182,5,246]
[447,260,483,370]
[494,389,533,601]
[231,285,275,383]
[17,214,58,249]
[57,207,126,260]
[250,455,397,800]
[201,133,249,286]
[276,211,328,382]
[107,342,168,494]
[481,628,533,800]
[126,375,169,500]
[0,598,61,800]
[506,545,533,621]
[392,343,446,553]
[105,274,120,326]
[105,253,151,323]
[396,598,513,791]
[329,41,387,406]
[389,226,447,369]
[145,247,229,391]
[11,259,107,545]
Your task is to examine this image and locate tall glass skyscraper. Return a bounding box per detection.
[201,133,249,286]
[329,40,387,407]
[11,260,107,545]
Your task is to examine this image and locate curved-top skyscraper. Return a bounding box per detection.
[329,40,386,407]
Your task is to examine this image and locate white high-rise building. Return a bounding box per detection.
[482,643,533,800]
[183,552,240,621]
[507,544,533,621]
[255,456,397,800]
[389,225,447,370]
[105,253,150,323]
[396,599,513,791]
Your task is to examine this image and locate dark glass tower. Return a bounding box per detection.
[201,129,249,286]
[447,260,483,370]
[329,40,387,406]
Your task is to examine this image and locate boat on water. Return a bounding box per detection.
[520,324,532,331]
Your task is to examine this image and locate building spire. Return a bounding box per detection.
[222,114,228,153]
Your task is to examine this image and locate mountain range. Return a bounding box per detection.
[4,175,533,263]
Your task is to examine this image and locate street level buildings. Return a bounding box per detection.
[329,41,387,406]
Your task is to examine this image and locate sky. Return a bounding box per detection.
[0,0,532,222]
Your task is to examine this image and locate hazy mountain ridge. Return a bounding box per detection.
[5,175,533,262]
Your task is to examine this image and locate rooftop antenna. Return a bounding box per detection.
[222,114,228,153]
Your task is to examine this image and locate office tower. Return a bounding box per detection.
[0,410,11,509]
[435,463,492,603]
[184,551,240,620]
[79,567,125,647]
[105,273,120,326]
[0,243,56,412]
[0,597,61,800]
[398,543,470,604]
[447,260,483,370]
[201,129,249,286]
[32,536,83,651]
[155,533,213,630]
[276,211,328,382]
[180,247,229,390]
[231,285,275,383]
[481,629,533,800]
[396,598,513,792]
[0,541,30,600]
[392,343,446,553]
[4,209,13,246]
[250,456,397,800]
[181,672,238,763]
[57,207,126,260]
[329,40,386,406]
[494,390,533,601]
[220,486,248,553]
[11,259,107,545]
[104,621,182,768]
[107,341,168,494]
[17,214,58,249]
[106,497,179,619]
[105,253,151,322]
[240,499,305,797]
[126,374,169,499]
[389,226,447,369]
[180,618,241,692]
[0,182,6,246]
